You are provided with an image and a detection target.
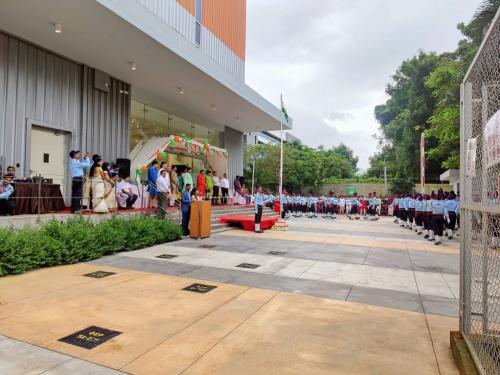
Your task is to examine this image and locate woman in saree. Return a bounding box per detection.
[89,155,108,213]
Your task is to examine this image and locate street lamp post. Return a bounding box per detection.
[372,134,388,196]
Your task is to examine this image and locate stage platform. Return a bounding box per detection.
[219,215,279,231]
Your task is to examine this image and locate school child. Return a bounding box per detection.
[423,194,434,240]
[368,192,379,220]
[347,193,361,220]
[432,192,446,245]
[280,191,289,219]
[407,194,416,230]
[306,193,317,218]
[415,194,425,234]
[392,194,400,223]
[444,192,458,239]
[331,194,338,219]
[399,195,408,227]
[254,184,272,233]
[360,195,368,218]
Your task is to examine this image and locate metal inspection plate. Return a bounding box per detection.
[58,326,122,349]
[156,254,178,259]
[268,251,286,256]
[183,283,218,294]
[236,263,261,269]
[82,271,116,278]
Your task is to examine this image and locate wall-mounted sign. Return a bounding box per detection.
[465,138,477,177]
[484,110,500,169]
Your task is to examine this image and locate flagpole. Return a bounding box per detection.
[279,94,284,217]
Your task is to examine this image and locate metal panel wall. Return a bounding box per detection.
[0,32,82,174]
[81,66,131,162]
[135,0,244,80]
[0,32,131,178]
[224,126,243,185]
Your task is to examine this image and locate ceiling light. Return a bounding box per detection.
[54,23,63,34]
[130,62,137,71]
[177,87,184,95]
[210,104,216,111]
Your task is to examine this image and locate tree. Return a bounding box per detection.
[244,142,357,192]
[328,143,359,172]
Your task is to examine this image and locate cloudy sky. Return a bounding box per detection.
[245,0,480,170]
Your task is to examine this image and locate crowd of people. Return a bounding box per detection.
[392,190,460,245]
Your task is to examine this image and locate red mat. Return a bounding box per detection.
[219,215,278,231]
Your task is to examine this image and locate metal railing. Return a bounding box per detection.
[460,8,500,375]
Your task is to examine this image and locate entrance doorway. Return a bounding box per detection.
[30,126,67,196]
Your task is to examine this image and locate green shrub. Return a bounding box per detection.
[0,215,182,276]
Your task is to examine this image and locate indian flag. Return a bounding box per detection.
[281,94,289,123]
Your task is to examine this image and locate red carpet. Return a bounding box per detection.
[219,215,278,231]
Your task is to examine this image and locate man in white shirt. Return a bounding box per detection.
[116,176,138,209]
[211,171,220,205]
[156,169,170,218]
[220,173,229,205]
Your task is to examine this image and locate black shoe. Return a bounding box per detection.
[255,230,264,234]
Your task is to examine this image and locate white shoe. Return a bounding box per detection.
[434,236,441,245]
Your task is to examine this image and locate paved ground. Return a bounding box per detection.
[0,216,460,374]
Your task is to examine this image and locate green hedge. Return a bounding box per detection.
[0,215,182,276]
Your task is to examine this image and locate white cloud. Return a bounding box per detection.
[245,0,480,168]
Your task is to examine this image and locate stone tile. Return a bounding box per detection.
[229,272,351,300]
[414,272,455,299]
[426,314,460,375]
[0,337,71,375]
[43,358,127,374]
[97,257,200,276]
[421,295,459,317]
[179,266,245,283]
[441,274,460,299]
[347,286,423,313]
[409,250,460,274]
[274,259,316,278]
[363,248,412,270]
[288,243,369,265]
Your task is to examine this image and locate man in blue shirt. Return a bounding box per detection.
[0,174,15,215]
[69,150,91,213]
[181,183,192,236]
[254,184,272,233]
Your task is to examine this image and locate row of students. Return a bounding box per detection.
[392,192,459,245]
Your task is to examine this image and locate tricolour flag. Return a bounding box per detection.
[281,94,289,123]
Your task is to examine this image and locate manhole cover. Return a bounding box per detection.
[82,271,116,279]
[198,245,217,249]
[236,263,260,269]
[156,254,178,259]
[183,283,218,294]
[58,326,121,349]
[268,251,286,256]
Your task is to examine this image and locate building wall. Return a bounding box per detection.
[136,0,245,80]
[0,32,130,181]
[224,126,244,183]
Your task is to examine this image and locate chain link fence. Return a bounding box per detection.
[460,8,500,375]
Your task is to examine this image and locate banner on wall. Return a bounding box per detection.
[465,137,477,177]
[484,110,500,169]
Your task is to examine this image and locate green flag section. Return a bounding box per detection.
[281,95,289,123]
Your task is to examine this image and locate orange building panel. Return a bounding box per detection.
[177,0,195,15]
[177,0,246,61]
[202,0,246,61]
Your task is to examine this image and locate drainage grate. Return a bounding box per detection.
[156,254,178,259]
[58,326,121,349]
[82,271,116,279]
[198,245,217,249]
[183,283,218,294]
[236,263,260,269]
[268,251,286,256]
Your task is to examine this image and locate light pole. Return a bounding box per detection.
[251,158,256,196]
[372,134,388,196]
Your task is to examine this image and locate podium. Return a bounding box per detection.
[190,200,211,238]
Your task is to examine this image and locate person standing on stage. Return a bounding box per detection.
[181,183,192,236]
[69,150,91,214]
[156,168,170,219]
[182,167,193,192]
[196,170,206,199]
[170,166,179,205]
[212,171,220,205]
[147,160,159,208]
[205,170,213,201]
[220,173,229,205]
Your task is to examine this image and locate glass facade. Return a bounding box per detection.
[130,100,224,152]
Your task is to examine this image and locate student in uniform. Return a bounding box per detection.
[444,192,458,239]
[399,194,407,226]
[280,191,289,219]
[254,184,271,233]
[423,194,433,239]
[348,193,360,220]
[431,192,446,245]
[407,194,416,230]
[414,194,425,234]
